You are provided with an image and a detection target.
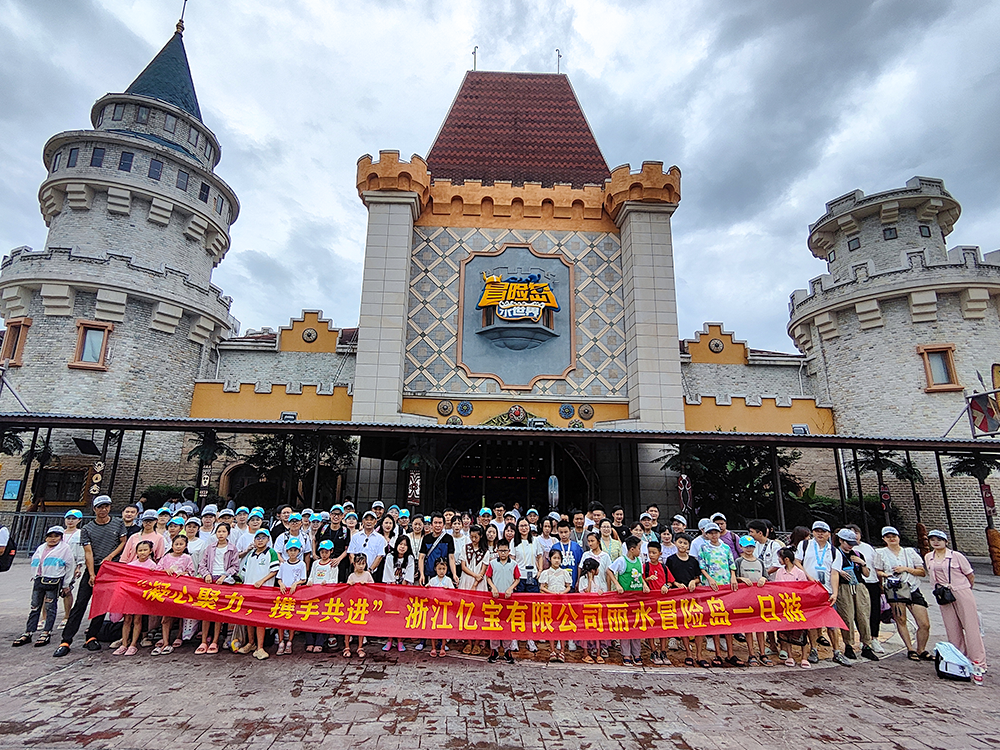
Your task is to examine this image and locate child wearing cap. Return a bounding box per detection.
[609,535,650,666]
[13,526,75,648]
[115,540,157,655]
[735,534,770,666]
[303,540,338,653]
[275,538,307,655]
[239,529,280,660]
[155,534,195,654]
[696,523,742,667]
[642,540,674,665]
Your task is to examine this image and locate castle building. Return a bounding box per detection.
[1,25,996,552]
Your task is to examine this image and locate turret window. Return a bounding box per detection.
[52,152,62,171]
[205,143,213,161]
[919,225,933,238]
[90,148,106,168]
[187,126,199,147]
[148,159,163,181]
[136,106,150,124]
[118,152,134,172]
[214,195,223,214]
[847,237,861,251]
[917,344,962,393]
[883,227,898,240]
[112,103,125,121]
[176,170,189,191]
[198,182,210,203]
[164,113,177,133]
[69,320,113,371]
[1,317,32,367]
[67,148,79,167]
[96,108,105,127]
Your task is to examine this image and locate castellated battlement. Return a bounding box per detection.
[0,245,234,340]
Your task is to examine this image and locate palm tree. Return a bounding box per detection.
[849,449,923,526]
[948,452,1000,530]
[187,430,239,501]
[0,428,24,456]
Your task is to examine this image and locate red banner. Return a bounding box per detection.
[91,562,845,639]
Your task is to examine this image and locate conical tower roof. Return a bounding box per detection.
[125,27,202,122]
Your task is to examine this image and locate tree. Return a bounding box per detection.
[187,429,239,468]
[245,432,356,508]
[848,449,923,526]
[948,452,1000,531]
[0,428,24,456]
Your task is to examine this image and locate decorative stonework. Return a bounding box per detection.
[854,299,883,330]
[356,151,431,206]
[40,283,74,316]
[909,290,938,323]
[604,161,681,220]
[95,289,127,322]
[151,301,183,333]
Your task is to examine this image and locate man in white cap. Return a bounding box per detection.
[689,518,713,559]
[794,520,848,666]
[711,513,738,558]
[53,495,126,657]
[670,514,688,537]
[833,527,878,662]
[348,510,387,571]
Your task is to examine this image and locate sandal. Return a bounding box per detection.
[206,642,219,654]
[124,646,138,656]
[761,657,774,666]
[726,656,745,667]
[800,659,811,669]
[113,645,128,656]
[357,649,366,658]
[747,656,760,666]
[33,633,51,647]
[12,633,33,647]
[583,654,595,664]
[784,658,795,667]
[698,659,712,669]
[907,651,920,661]
[622,658,633,666]
[595,655,605,664]
[918,651,935,662]
[549,653,560,663]
[343,648,352,658]
[710,657,724,668]
[556,653,565,663]
[194,643,209,655]
[430,649,438,657]
[684,657,696,667]
[151,646,164,655]
[161,645,174,654]
[171,639,182,648]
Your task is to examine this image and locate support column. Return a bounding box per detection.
[616,202,685,505]
[350,192,420,423]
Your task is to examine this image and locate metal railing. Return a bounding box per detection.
[0,511,95,556]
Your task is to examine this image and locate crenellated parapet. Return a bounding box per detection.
[357,151,680,232]
[604,161,681,220]
[356,151,431,207]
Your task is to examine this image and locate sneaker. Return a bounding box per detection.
[488,649,500,664]
[844,645,857,660]
[832,651,853,667]
[600,647,609,659]
[397,642,406,652]
[511,640,519,651]
[382,642,392,652]
[110,639,123,649]
[808,648,819,664]
[526,640,538,653]
[504,649,515,664]
[870,640,886,654]
[651,651,663,665]
[860,645,879,662]
[668,637,681,651]
[253,648,269,660]
[414,641,424,651]
[567,640,577,652]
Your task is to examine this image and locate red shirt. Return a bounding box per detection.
[644,560,673,590]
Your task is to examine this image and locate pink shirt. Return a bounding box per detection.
[157,552,195,577]
[121,531,166,564]
[924,550,974,592]
[774,565,807,583]
[127,556,158,571]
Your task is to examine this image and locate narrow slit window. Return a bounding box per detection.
[90,148,106,167]
[176,170,189,191]
[148,159,163,181]
[164,113,177,133]
[136,106,150,124]
[112,103,125,121]
[67,148,79,167]
[187,126,198,146]
[118,152,134,172]
[198,182,210,203]
[52,152,62,171]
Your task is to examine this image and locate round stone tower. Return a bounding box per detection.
[788,176,1000,551]
[0,21,239,418]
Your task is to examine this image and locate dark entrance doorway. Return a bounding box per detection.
[444,439,589,514]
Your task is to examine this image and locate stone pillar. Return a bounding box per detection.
[350,192,420,423]
[616,202,685,506]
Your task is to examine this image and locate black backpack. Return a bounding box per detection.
[0,526,16,572]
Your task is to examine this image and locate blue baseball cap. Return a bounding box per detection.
[254,528,271,538]
[285,538,302,550]
[330,505,344,514]
[236,506,250,515]
[344,512,358,520]
[318,540,334,550]
[388,505,400,512]
[64,509,83,519]
[479,508,492,516]
[288,513,302,522]
[167,516,184,526]
[249,509,264,519]
[157,507,172,516]
[739,535,755,549]
[399,509,410,518]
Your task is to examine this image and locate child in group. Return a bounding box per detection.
[382,535,416,653]
[774,547,811,668]
[609,535,650,666]
[60,510,85,627]
[427,557,455,657]
[240,528,280,660]
[579,530,613,663]
[643,540,674,665]
[304,540,339,653]
[538,548,573,662]
[696,522,743,667]
[154,534,195,654]
[276,537,307,655]
[734,534,771,666]
[665,533,704,667]
[197,522,240,655]
[13,526,75,648]
[486,539,520,664]
[115,540,158,655]
[345,554,375,657]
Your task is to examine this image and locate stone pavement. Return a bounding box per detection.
[1,558,998,750]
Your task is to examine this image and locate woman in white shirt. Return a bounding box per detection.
[512,518,543,653]
[874,525,930,661]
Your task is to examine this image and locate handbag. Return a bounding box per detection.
[39,576,63,588]
[932,553,957,605]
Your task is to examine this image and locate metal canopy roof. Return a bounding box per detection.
[1,412,999,453]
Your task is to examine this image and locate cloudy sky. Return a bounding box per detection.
[2,0,999,352]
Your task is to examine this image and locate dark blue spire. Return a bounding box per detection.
[125,27,202,122]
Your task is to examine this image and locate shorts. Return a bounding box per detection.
[909,588,928,608]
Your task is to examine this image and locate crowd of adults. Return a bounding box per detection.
[4,496,988,681]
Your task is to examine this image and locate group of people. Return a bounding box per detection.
[8,496,988,681]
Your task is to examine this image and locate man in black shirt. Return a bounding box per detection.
[418,512,457,584]
[54,495,126,656]
[121,503,141,538]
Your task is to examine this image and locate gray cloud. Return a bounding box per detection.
[2,0,1000,353]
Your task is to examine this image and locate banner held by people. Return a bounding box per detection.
[92,562,845,640]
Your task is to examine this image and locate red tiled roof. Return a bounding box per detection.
[426,72,611,189]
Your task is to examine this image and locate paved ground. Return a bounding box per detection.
[1,558,998,750]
